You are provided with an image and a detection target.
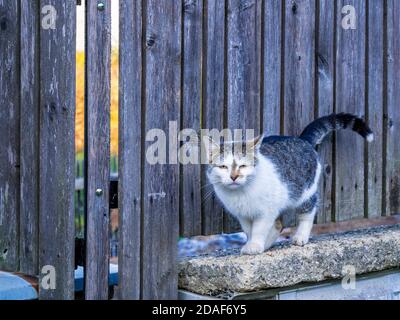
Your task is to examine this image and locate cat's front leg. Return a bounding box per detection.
[264,218,283,250]
[237,217,252,241]
[241,216,275,255]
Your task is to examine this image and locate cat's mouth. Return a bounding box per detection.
[226,182,242,189]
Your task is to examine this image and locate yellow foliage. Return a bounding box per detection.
[75,52,85,153]
[75,51,119,155]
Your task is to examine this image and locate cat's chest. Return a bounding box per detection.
[212,157,290,218]
[215,187,281,219]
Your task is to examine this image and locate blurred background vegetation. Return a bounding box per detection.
[75,50,119,157]
[75,51,119,237]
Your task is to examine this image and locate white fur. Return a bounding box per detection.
[209,153,320,255]
[367,133,374,143]
[295,162,322,207]
[210,155,290,255]
[212,156,289,221]
[264,222,281,250]
[292,207,317,246]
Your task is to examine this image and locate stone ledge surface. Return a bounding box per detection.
[178,225,400,296]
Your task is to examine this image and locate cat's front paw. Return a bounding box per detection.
[240,242,265,255]
[292,234,310,246]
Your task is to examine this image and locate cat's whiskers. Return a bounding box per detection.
[200,182,215,190]
[201,181,224,204]
[201,190,215,204]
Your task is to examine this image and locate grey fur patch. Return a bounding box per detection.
[300,113,373,147]
[297,193,319,214]
[259,136,319,202]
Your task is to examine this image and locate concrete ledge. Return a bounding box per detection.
[178,224,400,297]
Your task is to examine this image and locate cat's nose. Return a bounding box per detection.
[230,175,239,181]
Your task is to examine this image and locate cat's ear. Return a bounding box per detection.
[248,134,264,151]
[202,136,220,163]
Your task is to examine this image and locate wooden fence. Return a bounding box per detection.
[0,0,399,300]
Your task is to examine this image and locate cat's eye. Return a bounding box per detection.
[239,165,247,169]
[218,165,228,170]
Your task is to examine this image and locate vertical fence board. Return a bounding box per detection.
[263,0,282,136]
[0,0,20,272]
[201,0,225,235]
[367,0,383,218]
[181,0,203,237]
[283,0,316,226]
[226,0,262,232]
[20,0,40,275]
[118,0,142,300]
[85,0,111,300]
[316,0,335,223]
[142,0,181,299]
[283,0,315,136]
[386,0,400,215]
[335,0,366,221]
[39,0,76,299]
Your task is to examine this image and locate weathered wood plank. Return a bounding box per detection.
[227,0,262,135]
[201,0,225,235]
[39,0,76,299]
[367,0,384,218]
[142,0,181,299]
[85,0,111,300]
[283,0,315,136]
[0,0,20,272]
[263,0,282,136]
[386,0,400,215]
[118,0,142,300]
[335,0,366,221]
[284,214,400,238]
[181,0,203,237]
[226,0,262,233]
[19,0,40,275]
[283,0,316,227]
[316,0,335,223]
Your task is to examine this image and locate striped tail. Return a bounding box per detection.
[300,113,374,148]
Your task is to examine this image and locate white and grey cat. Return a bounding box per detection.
[204,113,374,255]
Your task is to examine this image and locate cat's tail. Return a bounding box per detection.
[299,113,374,148]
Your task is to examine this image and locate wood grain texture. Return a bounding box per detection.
[283,0,315,136]
[227,0,262,134]
[201,0,225,235]
[286,214,400,238]
[366,0,384,218]
[226,0,262,232]
[316,0,335,223]
[0,0,20,272]
[85,0,111,300]
[142,0,181,299]
[335,0,366,221]
[386,0,400,215]
[263,0,282,136]
[181,0,202,237]
[39,0,76,300]
[118,0,142,300]
[19,0,40,275]
[283,0,316,227]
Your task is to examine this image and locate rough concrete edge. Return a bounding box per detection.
[178,225,400,296]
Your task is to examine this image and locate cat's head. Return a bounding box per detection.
[203,135,264,190]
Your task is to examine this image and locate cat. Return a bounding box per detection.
[204,113,373,255]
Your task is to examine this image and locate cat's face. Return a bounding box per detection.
[204,136,263,190]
